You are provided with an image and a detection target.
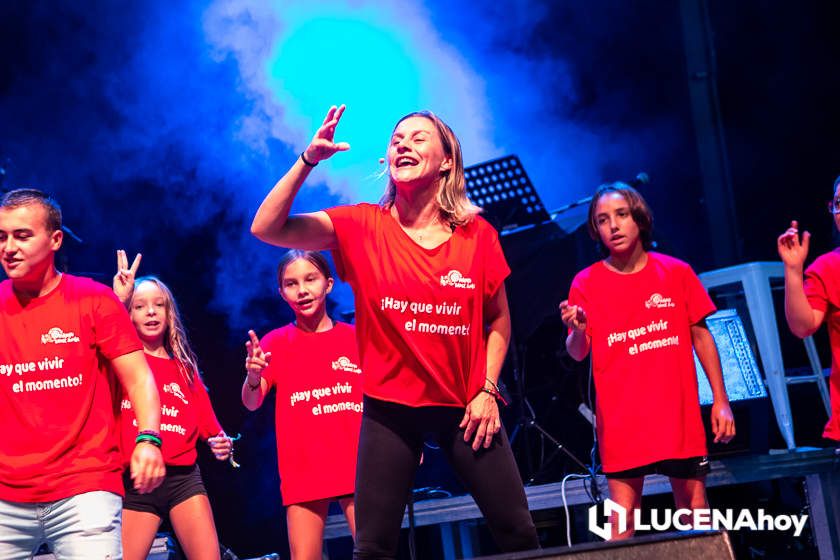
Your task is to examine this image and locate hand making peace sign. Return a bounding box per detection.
[113,249,142,305]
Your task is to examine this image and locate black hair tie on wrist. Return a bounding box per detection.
[300,152,318,167]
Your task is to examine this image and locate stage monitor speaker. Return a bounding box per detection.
[473,530,734,560]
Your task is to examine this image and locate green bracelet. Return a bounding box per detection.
[135,433,162,448]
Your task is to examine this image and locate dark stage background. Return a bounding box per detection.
[2,1,840,558]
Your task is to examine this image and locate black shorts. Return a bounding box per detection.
[604,456,710,480]
[122,464,207,518]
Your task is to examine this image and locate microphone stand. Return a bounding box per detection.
[507,335,589,484]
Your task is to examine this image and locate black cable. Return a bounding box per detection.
[586,358,602,503]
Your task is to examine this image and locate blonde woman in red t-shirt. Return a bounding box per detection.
[241,250,361,560]
[251,106,538,558]
[114,252,233,560]
[561,183,735,539]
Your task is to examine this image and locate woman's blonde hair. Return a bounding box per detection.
[379,110,481,227]
[131,276,200,386]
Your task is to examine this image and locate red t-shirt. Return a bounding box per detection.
[0,274,142,502]
[261,322,363,505]
[119,354,222,466]
[568,252,715,472]
[325,203,510,407]
[803,248,840,440]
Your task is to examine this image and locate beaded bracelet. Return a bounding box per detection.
[484,378,508,405]
[228,433,242,468]
[480,387,509,407]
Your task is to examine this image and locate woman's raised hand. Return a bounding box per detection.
[302,105,351,164]
[113,250,142,305]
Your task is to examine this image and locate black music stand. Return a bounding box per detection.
[464,155,550,232]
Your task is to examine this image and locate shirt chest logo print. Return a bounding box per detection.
[163,382,189,404]
[440,270,475,290]
[40,327,80,345]
[331,356,362,374]
[645,293,675,309]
